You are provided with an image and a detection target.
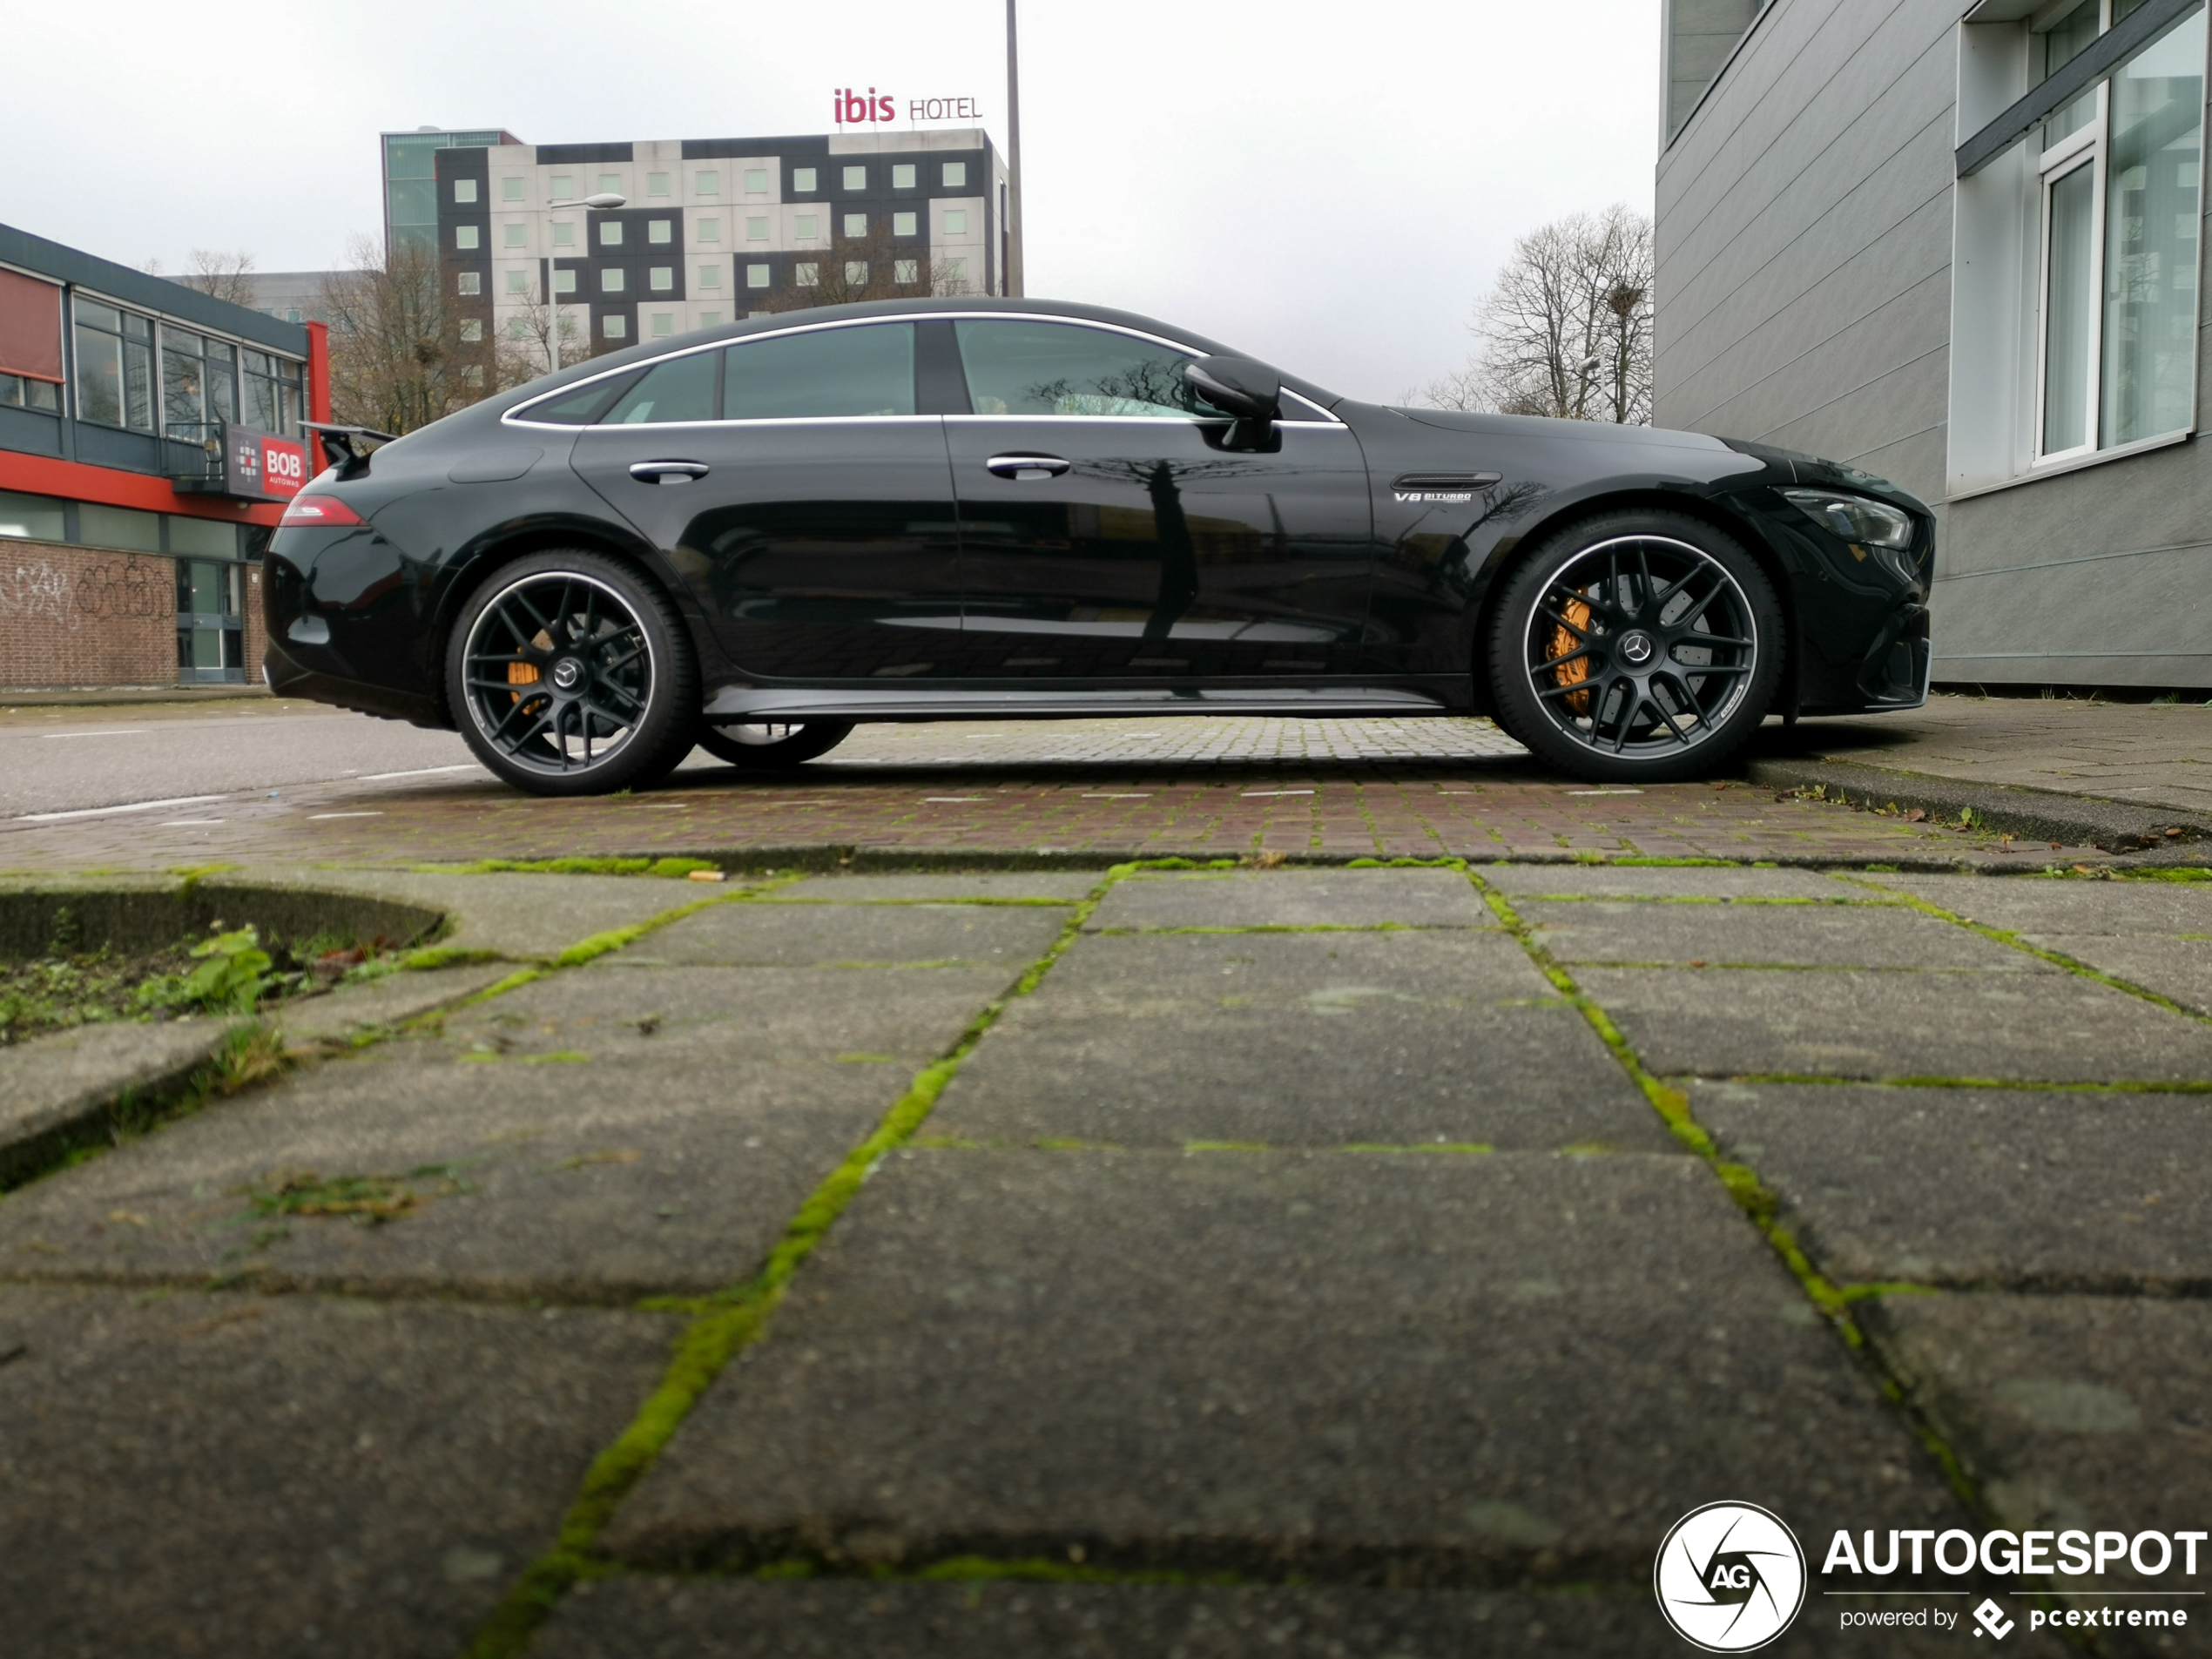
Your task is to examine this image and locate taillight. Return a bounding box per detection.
[280,495,365,528]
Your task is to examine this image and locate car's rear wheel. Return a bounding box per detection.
[448,550,698,796]
[695,721,854,769]
[1487,511,1784,783]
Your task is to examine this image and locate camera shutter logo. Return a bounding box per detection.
[1654,1501,1806,1651]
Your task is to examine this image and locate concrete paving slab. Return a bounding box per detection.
[769,872,1102,902]
[603,1150,1962,1580]
[935,932,1666,1150]
[1522,899,2041,970]
[273,867,720,961]
[1868,1292,2212,1581]
[632,900,1068,968]
[0,1040,902,1301]
[1575,965,2212,1082]
[0,1020,227,1179]
[1087,867,1493,930]
[0,1285,672,1659]
[535,1576,1975,1658]
[1873,875,2212,934]
[2015,934,2212,1017]
[1480,864,1858,900]
[275,962,516,1043]
[1692,1082,2212,1289]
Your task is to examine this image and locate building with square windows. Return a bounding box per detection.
[415,129,1010,354]
[0,223,324,687]
[1655,0,2211,688]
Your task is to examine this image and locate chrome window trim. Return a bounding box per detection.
[502,310,1345,430]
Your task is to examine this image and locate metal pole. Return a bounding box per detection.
[1005,0,1024,298]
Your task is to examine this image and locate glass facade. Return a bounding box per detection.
[383,128,509,256]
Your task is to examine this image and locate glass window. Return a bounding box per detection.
[502,176,525,200]
[944,258,968,286]
[455,225,480,250]
[0,374,63,414]
[699,217,722,241]
[845,260,868,285]
[954,320,1204,419]
[204,339,235,424]
[554,268,577,293]
[649,219,672,244]
[842,165,867,190]
[796,263,820,287]
[602,268,625,293]
[601,345,706,415]
[550,174,575,199]
[600,220,623,246]
[747,216,769,241]
[699,264,723,289]
[722,323,914,418]
[648,172,671,197]
[697,170,720,194]
[747,264,771,289]
[161,327,211,441]
[553,221,576,246]
[699,310,723,327]
[168,516,236,557]
[844,213,867,238]
[240,350,302,435]
[461,319,483,342]
[795,214,819,239]
[507,268,528,293]
[73,300,153,431]
[2101,7,2204,445]
[651,314,674,337]
[605,315,627,338]
[894,259,918,284]
[745,167,767,192]
[944,209,968,235]
[79,502,162,551]
[894,211,918,237]
[598,172,623,193]
[893,163,916,189]
[454,178,478,203]
[504,223,527,247]
[509,318,529,339]
[2040,1,2102,152]
[792,166,818,192]
[0,489,66,540]
[942,161,968,187]
[458,271,482,295]
[651,267,674,291]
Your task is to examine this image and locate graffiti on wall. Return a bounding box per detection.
[0,557,167,631]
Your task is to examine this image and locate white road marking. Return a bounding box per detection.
[1568,788,1644,795]
[1083,792,1151,799]
[158,819,226,826]
[1241,789,1315,798]
[922,797,987,803]
[37,730,148,738]
[309,812,384,819]
[356,764,481,780]
[17,794,226,822]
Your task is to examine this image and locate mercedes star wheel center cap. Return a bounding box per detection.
[550,658,584,691]
[1619,631,1656,666]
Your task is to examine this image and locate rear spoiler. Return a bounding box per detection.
[302,421,399,479]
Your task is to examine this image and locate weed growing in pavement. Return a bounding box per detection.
[243,1163,473,1225]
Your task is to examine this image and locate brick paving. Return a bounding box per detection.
[0,715,2114,872]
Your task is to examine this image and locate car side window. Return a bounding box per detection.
[721,323,916,420]
[954,320,1204,419]
[597,351,718,424]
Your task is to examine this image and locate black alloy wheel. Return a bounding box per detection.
[695,720,856,770]
[1487,511,1784,783]
[448,550,698,796]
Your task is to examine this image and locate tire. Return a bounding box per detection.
[447,550,699,797]
[695,720,855,770]
[1486,510,1784,784]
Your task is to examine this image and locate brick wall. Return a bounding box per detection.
[242,562,267,685]
[0,539,178,686]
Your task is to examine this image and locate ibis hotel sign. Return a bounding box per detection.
[832,85,984,125]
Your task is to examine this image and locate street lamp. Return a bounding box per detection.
[549,190,626,372]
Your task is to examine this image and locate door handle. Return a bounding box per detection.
[629,460,711,483]
[986,454,1070,481]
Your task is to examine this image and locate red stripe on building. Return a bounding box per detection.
[0,451,287,526]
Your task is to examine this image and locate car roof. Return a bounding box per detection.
[483,296,1343,417]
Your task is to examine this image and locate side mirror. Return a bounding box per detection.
[1184,355,1282,422]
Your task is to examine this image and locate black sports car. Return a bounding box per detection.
[266,298,1932,794]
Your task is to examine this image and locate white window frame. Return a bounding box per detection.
[2033,87,2108,465]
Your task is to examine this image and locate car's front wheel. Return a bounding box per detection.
[694,721,854,769]
[448,550,698,796]
[1487,511,1784,783]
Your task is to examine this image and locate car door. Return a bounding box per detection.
[940,317,1372,680]
[568,320,961,681]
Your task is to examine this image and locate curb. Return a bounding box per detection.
[1744,758,2208,855]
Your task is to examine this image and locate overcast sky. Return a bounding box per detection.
[4,0,1659,402]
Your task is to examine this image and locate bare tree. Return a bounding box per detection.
[177,249,261,308]
[1406,205,1653,424]
[752,220,974,314]
[320,235,531,433]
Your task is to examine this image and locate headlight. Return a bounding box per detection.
[1781,488,1913,551]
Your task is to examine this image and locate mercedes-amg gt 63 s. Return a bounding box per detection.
[266,298,1933,795]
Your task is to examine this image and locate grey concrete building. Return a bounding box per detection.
[1655,0,2210,689]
